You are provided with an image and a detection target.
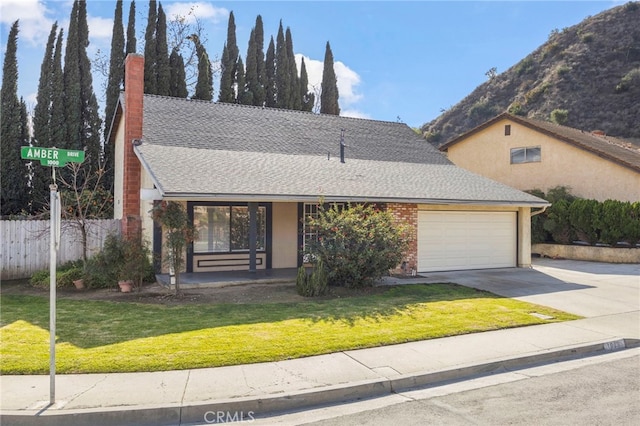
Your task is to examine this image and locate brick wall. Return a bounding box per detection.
[122,54,144,239]
[386,203,418,274]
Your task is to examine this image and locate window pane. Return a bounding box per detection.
[510,148,525,164]
[230,206,266,251]
[193,206,229,253]
[527,147,541,162]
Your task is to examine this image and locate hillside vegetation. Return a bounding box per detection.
[422,2,640,146]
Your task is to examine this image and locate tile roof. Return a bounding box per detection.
[439,113,640,173]
[135,95,547,206]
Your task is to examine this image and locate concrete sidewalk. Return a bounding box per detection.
[1,259,638,426]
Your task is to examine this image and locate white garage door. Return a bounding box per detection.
[417,211,516,272]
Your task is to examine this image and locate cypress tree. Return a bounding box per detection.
[236,56,251,104]
[144,0,157,94]
[0,21,29,216]
[218,11,238,103]
[264,36,276,108]
[63,1,82,150]
[103,0,125,192]
[77,0,102,170]
[31,23,58,210]
[190,34,213,101]
[285,27,300,110]
[50,29,66,150]
[169,48,188,98]
[245,15,265,106]
[320,41,340,115]
[126,0,137,54]
[275,21,290,108]
[300,57,315,112]
[155,3,170,96]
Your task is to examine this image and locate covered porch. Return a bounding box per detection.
[155,268,298,290]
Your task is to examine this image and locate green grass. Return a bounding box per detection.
[0,284,581,374]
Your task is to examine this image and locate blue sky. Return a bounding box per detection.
[0,1,621,129]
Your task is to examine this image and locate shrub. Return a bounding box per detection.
[624,202,640,245]
[305,203,410,289]
[597,200,627,246]
[550,109,569,125]
[569,198,600,244]
[296,259,328,297]
[543,199,573,244]
[30,260,83,289]
[83,233,127,289]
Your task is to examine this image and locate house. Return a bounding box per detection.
[108,54,548,275]
[438,113,640,202]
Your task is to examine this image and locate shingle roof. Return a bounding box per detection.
[135,95,547,206]
[439,113,640,173]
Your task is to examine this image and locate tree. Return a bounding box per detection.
[155,3,170,96]
[144,0,158,94]
[151,201,195,295]
[236,56,252,104]
[126,0,137,54]
[31,23,58,211]
[265,37,277,107]
[218,11,238,103]
[103,0,125,193]
[58,162,114,263]
[320,41,340,115]
[285,27,300,110]
[63,0,102,173]
[244,15,265,106]
[275,21,290,109]
[169,48,188,97]
[0,21,29,216]
[300,57,315,112]
[189,34,213,101]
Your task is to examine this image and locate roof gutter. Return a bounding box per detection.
[531,205,549,216]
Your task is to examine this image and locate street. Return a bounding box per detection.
[259,349,640,426]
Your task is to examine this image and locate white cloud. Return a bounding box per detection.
[87,16,113,41]
[164,2,228,25]
[0,0,53,46]
[295,54,365,116]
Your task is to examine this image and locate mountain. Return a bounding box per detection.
[422,2,640,147]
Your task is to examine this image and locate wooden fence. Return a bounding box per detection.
[1,219,121,280]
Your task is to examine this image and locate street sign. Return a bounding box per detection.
[20,146,85,167]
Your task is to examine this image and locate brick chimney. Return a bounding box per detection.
[122,53,144,238]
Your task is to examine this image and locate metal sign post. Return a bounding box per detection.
[49,177,60,405]
[20,146,83,405]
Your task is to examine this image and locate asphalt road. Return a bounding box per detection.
[259,349,640,426]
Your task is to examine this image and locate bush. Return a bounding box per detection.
[543,199,573,244]
[569,198,600,244]
[550,109,569,125]
[305,203,410,289]
[30,260,83,289]
[598,200,627,246]
[296,259,328,297]
[83,233,127,289]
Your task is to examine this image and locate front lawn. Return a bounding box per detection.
[0,283,580,374]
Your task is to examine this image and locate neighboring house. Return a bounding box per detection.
[438,112,640,202]
[108,54,548,275]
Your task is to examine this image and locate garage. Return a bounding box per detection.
[417,211,517,272]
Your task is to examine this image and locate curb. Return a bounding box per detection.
[2,338,637,426]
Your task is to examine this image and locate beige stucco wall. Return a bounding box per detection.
[113,118,125,219]
[418,204,533,268]
[139,169,156,247]
[271,202,299,268]
[445,119,640,202]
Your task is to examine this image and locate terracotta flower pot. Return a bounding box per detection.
[73,279,85,290]
[118,280,133,293]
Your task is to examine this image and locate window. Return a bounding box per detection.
[193,205,266,253]
[504,124,511,136]
[510,146,541,164]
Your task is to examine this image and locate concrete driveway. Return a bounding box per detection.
[416,258,639,318]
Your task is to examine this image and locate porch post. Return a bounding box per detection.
[248,202,257,273]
